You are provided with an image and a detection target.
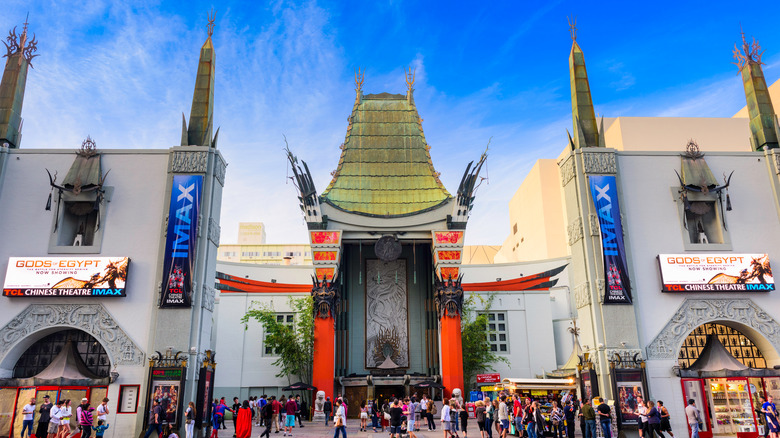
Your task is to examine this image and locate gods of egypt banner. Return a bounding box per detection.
[3,257,129,297]
[160,174,203,308]
[589,175,633,304]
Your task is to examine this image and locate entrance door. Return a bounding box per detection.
[375,386,406,403]
[727,378,758,438]
[682,379,712,438]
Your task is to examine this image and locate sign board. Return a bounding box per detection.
[589,175,632,304]
[118,385,139,413]
[147,367,186,426]
[658,254,774,292]
[160,174,203,308]
[476,373,501,384]
[3,257,129,297]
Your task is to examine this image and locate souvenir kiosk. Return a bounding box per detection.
[678,334,780,438]
[501,378,578,420]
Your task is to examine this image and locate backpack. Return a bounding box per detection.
[431,403,438,415]
[262,403,273,419]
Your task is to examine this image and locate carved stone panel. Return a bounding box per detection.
[567,217,583,246]
[582,151,616,174]
[0,304,145,366]
[208,217,221,246]
[214,154,227,186]
[646,299,780,359]
[170,151,208,173]
[366,259,409,369]
[574,282,591,308]
[559,156,575,187]
[202,285,215,312]
[588,214,600,236]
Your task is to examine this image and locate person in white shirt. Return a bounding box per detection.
[96,398,110,422]
[21,398,36,438]
[48,401,63,438]
[58,399,73,438]
[441,400,453,437]
[498,395,509,438]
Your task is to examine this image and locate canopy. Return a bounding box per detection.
[282,382,316,391]
[413,380,444,389]
[0,340,109,387]
[676,334,780,378]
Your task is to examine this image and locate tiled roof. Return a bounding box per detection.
[321,93,451,216]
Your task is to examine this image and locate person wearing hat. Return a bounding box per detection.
[36,395,53,438]
[324,397,333,426]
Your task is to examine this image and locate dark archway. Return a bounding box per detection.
[678,322,767,369]
[13,329,110,378]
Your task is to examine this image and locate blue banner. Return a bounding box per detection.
[589,175,633,304]
[160,174,203,308]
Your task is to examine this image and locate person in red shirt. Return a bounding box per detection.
[284,396,298,436]
[271,397,281,433]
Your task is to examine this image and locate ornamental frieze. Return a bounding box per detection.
[559,155,575,187]
[0,304,145,366]
[208,217,221,246]
[567,217,583,246]
[574,282,591,308]
[214,154,227,186]
[171,151,208,173]
[582,151,616,174]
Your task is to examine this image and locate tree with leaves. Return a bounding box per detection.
[241,296,315,384]
[461,292,508,391]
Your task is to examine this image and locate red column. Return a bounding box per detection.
[312,316,335,398]
[440,311,463,400]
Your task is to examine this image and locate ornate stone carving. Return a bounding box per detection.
[0,304,145,366]
[774,152,780,174]
[312,275,340,319]
[588,214,600,236]
[214,154,227,186]
[170,151,208,173]
[582,151,616,174]
[434,270,464,319]
[567,217,583,246]
[559,156,575,187]
[574,282,591,308]
[596,279,605,303]
[202,284,215,312]
[646,299,780,359]
[606,348,643,363]
[367,259,409,368]
[208,217,221,246]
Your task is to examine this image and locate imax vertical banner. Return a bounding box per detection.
[160,174,203,308]
[589,175,633,304]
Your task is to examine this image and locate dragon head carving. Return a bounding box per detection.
[311,275,340,319]
[434,273,464,318]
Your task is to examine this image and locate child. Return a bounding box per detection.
[164,424,180,438]
[92,420,109,438]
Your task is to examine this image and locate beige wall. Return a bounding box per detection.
[603,117,751,152]
[495,159,568,263]
[237,222,267,245]
[217,243,312,265]
[462,245,501,264]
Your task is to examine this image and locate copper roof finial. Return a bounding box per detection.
[354,67,364,92]
[733,27,764,70]
[3,14,39,67]
[568,15,577,41]
[405,66,416,90]
[207,9,217,37]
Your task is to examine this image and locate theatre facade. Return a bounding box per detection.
[0,19,225,438]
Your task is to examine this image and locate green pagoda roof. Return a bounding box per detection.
[321,91,451,217]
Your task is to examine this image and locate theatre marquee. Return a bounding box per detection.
[658,254,773,292]
[3,257,130,297]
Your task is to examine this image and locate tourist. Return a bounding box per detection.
[646,400,663,438]
[232,397,241,436]
[184,401,195,438]
[48,400,62,438]
[259,396,274,438]
[596,399,612,438]
[236,400,253,438]
[551,401,564,438]
[36,395,53,438]
[685,399,702,438]
[323,396,332,426]
[459,399,469,437]
[333,399,347,438]
[57,399,72,438]
[405,398,419,438]
[95,397,109,424]
[484,398,494,438]
[533,401,546,438]
[92,420,109,438]
[143,399,163,438]
[763,396,780,438]
[360,400,368,432]
[20,397,35,438]
[524,399,536,438]
[77,400,95,438]
[475,400,487,438]
[492,399,501,437]
[658,401,674,438]
[441,398,453,438]
[413,396,421,431]
[164,424,179,438]
[299,395,308,424]
[637,400,648,438]
[498,395,508,438]
[581,399,596,438]
[294,395,303,427]
[370,399,380,432]
[284,395,297,436]
[390,399,404,438]
[563,400,576,438]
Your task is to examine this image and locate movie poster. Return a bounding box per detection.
[589,175,633,304]
[150,381,181,424]
[616,382,644,426]
[160,174,203,308]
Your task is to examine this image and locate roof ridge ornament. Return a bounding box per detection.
[3,14,39,67]
[683,138,703,159]
[354,67,364,93]
[733,27,764,70]
[405,66,416,90]
[77,135,98,158]
[568,15,577,41]
[207,9,216,38]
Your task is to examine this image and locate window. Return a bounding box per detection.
[482,312,508,353]
[14,329,110,378]
[48,188,113,254]
[678,323,766,369]
[674,187,731,251]
[263,313,294,356]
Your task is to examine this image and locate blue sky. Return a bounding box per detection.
[4,0,780,246]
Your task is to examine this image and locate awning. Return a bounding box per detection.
[677,334,780,378]
[0,340,109,387]
[413,381,444,389]
[282,382,316,391]
[501,377,577,390]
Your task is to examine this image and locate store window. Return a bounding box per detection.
[678,323,766,369]
[482,312,509,353]
[263,314,294,356]
[13,329,111,378]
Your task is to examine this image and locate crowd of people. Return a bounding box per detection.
[19,396,112,438]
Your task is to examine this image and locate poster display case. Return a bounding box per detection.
[709,379,757,437]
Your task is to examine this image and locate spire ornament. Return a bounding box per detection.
[405,66,416,91]
[568,15,577,41]
[206,9,216,38]
[3,16,39,68]
[354,67,364,93]
[733,29,764,70]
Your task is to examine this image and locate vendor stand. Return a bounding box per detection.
[501,378,577,420]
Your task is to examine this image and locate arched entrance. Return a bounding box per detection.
[0,328,113,438]
[676,322,780,438]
